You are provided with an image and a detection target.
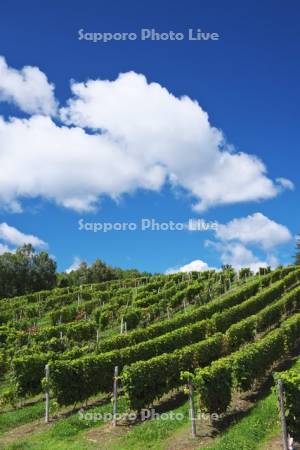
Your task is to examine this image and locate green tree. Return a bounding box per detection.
[65,259,116,286]
[0,244,57,298]
[90,259,116,283]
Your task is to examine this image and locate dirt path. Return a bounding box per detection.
[261,434,300,450]
[0,419,51,447]
[83,418,215,450]
[84,423,131,449]
[163,423,214,450]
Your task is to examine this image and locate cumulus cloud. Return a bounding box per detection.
[204,212,292,271]
[66,256,82,273]
[206,240,275,272]
[60,72,285,212]
[0,56,57,116]
[216,212,292,250]
[166,259,216,274]
[0,63,293,213]
[0,222,47,248]
[0,115,165,212]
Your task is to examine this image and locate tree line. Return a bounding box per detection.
[0,245,149,299]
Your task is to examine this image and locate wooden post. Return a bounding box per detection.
[60,331,63,343]
[96,329,100,343]
[45,364,50,423]
[188,377,196,438]
[124,321,127,334]
[112,366,119,427]
[120,317,124,334]
[167,307,170,320]
[278,379,288,450]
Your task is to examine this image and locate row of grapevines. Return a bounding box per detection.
[96,267,296,353]
[8,268,296,400]
[6,267,296,354]
[48,278,300,406]
[0,320,97,349]
[7,277,271,396]
[9,273,190,327]
[0,273,160,322]
[274,365,300,437]
[12,343,94,396]
[48,279,192,325]
[194,312,300,415]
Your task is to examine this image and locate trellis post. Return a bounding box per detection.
[188,377,196,438]
[112,366,119,427]
[45,364,50,423]
[277,379,288,450]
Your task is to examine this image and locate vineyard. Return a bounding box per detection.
[0,265,300,449]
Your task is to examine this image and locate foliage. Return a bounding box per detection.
[194,312,300,415]
[0,245,57,299]
[3,265,299,413]
[121,284,300,411]
[196,358,233,414]
[274,368,300,437]
[58,258,150,287]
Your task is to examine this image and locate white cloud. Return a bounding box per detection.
[276,177,294,191]
[166,259,216,274]
[0,115,166,212]
[204,212,291,271]
[167,212,290,273]
[60,72,285,212]
[0,66,292,212]
[206,240,276,273]
[66,256,82,273]
[216,213,292,250]
[0,222,47,248]
[220,243,273,272]
[0,56,57,116]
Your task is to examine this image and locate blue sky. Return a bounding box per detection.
[0,0,299,273]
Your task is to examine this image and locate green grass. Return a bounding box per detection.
[202,393,280,450]
[3,398,191,450]
[104,401,191,450]
[0,401,44,435]
[3,361,297,450]
[202,357,300,450]
[4,398,128,449]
